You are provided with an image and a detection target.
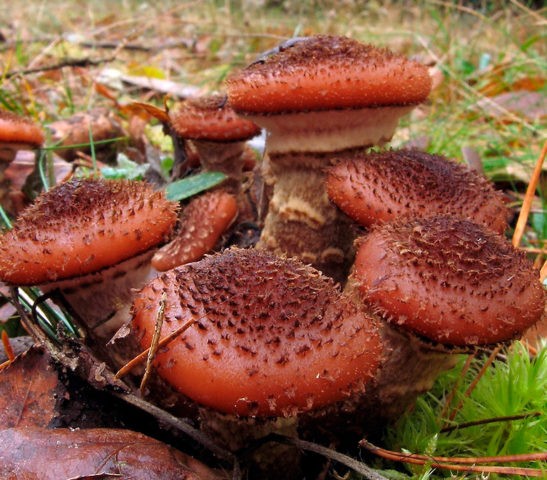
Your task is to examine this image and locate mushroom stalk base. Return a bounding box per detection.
[40,250,157,344]
[257,153,355,281]
[199,408,301,480]
[358,323,459,434]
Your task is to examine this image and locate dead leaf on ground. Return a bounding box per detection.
[0,427,227,480]
[0,346,63,428]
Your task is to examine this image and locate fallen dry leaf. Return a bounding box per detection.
[0,427,226,480]
[0,346,62,428]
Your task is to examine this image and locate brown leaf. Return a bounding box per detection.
[0,427,225,480]
[0,346,64,428]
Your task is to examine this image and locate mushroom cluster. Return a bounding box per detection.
[0,33,544,480]
[226,35,432,280]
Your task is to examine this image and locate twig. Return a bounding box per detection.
[139,292,166,393]
[265,434,388,480]
[513,141,547,248]
[439,351,476,422]
[447,346,502,421]
[115,318,196,379]
[360,439,546,477]
[540,260,547,283]
[1,330,15,362]
[4,55,117,79]
[440,411,542,433]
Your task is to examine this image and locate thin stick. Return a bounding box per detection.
[360,440,546,477]
[1,330,15,362]
[513,141,547,248]
[440,411,542,433]
[448,346,502,421]
[139,292,166,392]
[268,435,389,480]
[440,351,476,422]
[540,260,547,283]
[115,318,196,379]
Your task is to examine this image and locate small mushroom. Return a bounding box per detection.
[226,35,432,279]
[0,177,178,342]
[169,93,261,194]
[152,189,238,271]
[326,149,509,234]
[0,109,45,215]
[347,215,545,423]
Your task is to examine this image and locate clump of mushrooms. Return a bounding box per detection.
[226,35,432,279]
[0,177,177,344]
[151,94,261,271]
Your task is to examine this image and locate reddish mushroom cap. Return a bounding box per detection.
[353,215,545,346]
[170,94,261,142]
[152,189,238,271]
[0,178,178,285]
[226,35,432,114]
[0,109,45,148]
[132,248,381,417]
[326,149,508,234]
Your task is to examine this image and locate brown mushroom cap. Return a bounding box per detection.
[226,35,431,114]
[0,109,45,148]
[353,216,545,346]
[132,248,381,417]
[0,178,178,285]
[327,149,508,234]
[170,94,261,142]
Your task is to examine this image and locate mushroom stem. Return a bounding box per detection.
[40,250,158,342]
[257,153,356,280]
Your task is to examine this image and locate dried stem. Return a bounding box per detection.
[512,141,547,248]
[139,292,166,393]
[447,346,502,421]
[439,351,475,422]
[1,330,15,362]
[440,411,542,433]
[360,439,546,477]
[115,318,196,379]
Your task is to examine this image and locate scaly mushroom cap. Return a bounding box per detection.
[353,216,545,346]
[226,35,431,114]
[0,178,178,285]
[327,149,508,234]
[170,94,261,142]
[0,109,45,148]
[152,189,238,271]
[132,248,381,417]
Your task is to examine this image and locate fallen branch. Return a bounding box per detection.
[4,55,117,79]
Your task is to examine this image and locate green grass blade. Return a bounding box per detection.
[165,171,226,202]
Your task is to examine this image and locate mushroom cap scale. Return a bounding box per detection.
[170,94,261,142]
[0,178,178,285]
[226,35,432,114]
[354,216,545,346]
[132,248,381,417]
[0,109,45,148]
[327,149,508,234]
